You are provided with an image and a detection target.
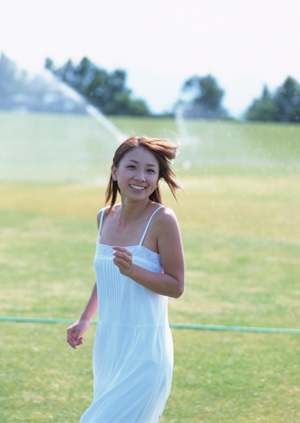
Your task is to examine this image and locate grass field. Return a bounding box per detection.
[1,111,300,422]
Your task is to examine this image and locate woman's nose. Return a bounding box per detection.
[134,169,146,181]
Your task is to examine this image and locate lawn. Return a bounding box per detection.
[0,112,300,422]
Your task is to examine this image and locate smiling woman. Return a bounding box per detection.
[67,136,185,423]
[106,136,181,207]
[111,147,160,203]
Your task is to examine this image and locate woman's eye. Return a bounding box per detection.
[147,169,155,173]
[127,165,136,169]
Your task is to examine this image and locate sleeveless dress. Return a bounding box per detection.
[80,206,174,423]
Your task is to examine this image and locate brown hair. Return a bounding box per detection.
[105,136,180,208]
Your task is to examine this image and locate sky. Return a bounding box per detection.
[1,0,300,117]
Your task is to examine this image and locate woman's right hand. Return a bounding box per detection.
[67,319,90,349]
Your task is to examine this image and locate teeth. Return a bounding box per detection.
[130,185,145,190]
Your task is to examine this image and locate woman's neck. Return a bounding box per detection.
[117,198,151,225]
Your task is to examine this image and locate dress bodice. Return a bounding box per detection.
[93,206,168,327]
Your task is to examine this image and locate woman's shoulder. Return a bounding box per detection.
[96,204,121,227]
[152,204,182,252]
[97,206,109,217]
[152,202,176,216]
[96,208,104,229]
[152,204,178,229]
[96,206,108,223]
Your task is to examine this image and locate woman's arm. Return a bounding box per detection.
[67,282,98,349]
[78,282,98,322]
[113,208,185,298]
[67,211,103,349]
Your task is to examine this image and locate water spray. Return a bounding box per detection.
[42,69,126,143]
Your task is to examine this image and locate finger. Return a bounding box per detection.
[113,254,132,264]
[113,250,132,258]
[67,329,75,342]
[113,259,129,270]
[113,254,130,264]
[67,338,77,349]
[113,246,132,256]
[113,253,132,263]
[73,338,82,347]
[68,336,83,349]
[113,261,129,274]
[67,328,80,348]
[112,246,127,251]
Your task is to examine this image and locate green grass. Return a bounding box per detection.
[1,112,300,422]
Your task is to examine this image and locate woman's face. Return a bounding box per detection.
[112,146,159,201]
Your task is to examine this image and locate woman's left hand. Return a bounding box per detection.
[113,246,133,277]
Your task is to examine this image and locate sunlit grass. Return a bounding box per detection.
[1,323,300,423]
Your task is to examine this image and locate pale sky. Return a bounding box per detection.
[1,0,300,116]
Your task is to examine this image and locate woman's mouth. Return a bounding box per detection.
[129,184,146,190]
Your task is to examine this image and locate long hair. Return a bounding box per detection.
[105,136,181,208]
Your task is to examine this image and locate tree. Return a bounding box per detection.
[273,77,300,122]
[0,54,21,109]
[245,77,300,123]
[46,57,151,116]
[245,86,277,122]
[178,74,228,119]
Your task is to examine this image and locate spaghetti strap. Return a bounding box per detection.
[139,206,164,247]
[98,206,109,241]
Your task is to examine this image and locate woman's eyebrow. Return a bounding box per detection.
[126,159,157,167]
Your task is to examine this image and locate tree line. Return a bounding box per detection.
[177,73,300,123]
[45,57,151,116]
[0,53,299,123]
[245,78,300,123]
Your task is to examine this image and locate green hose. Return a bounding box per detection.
[1,316,300,334]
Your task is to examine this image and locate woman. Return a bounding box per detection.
[67,136,185,423]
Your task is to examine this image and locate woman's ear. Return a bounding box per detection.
[111,165,118,181]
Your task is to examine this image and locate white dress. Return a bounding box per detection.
[80,206,173,423]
